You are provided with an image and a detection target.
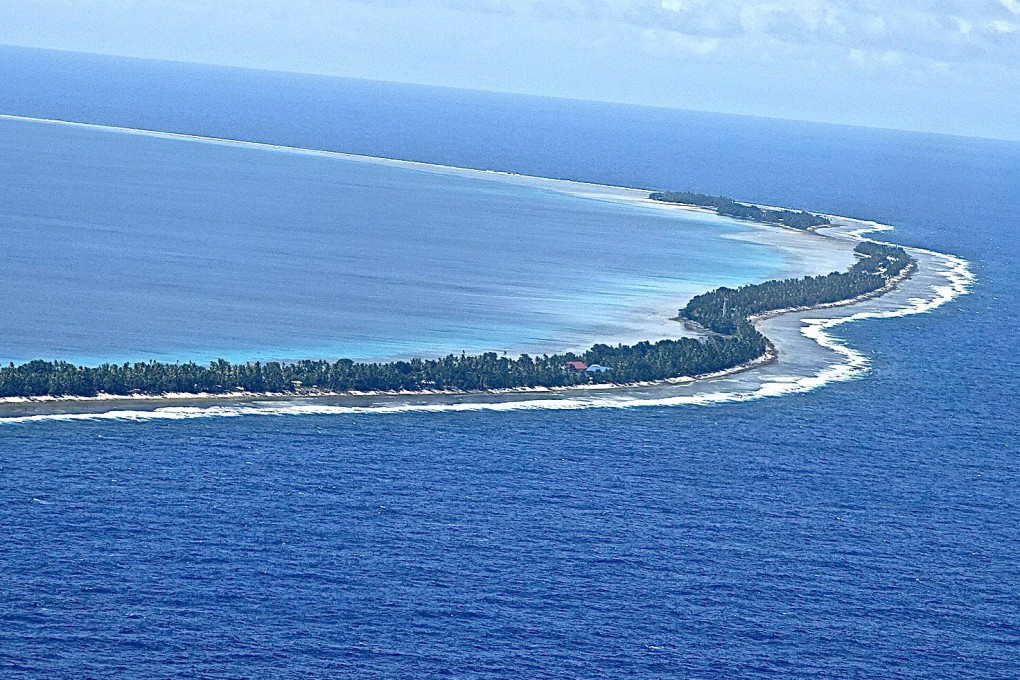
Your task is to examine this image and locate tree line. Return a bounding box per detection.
[0,244,911,398]
[682,241,911,335]
[649,191,832,229]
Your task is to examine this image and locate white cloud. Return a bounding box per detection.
[866,15,886,33]
[660,0,687,11]
[881,49,904,66]
[642,28,720,56]
[1,0,1018,137]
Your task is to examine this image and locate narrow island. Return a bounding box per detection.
[649,190,833,230]
[0,194,913,400]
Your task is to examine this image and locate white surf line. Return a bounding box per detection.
[0,113,649,198]
[0,249,974,425]
[793,238,975,387]
[0,115,975,422]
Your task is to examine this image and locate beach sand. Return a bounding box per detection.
[0,213,973,422]
[0,115,974,419]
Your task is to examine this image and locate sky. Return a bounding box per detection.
[1,0,1018,140]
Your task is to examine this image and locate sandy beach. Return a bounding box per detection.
[0,212,972,422]
[0,117,974,420]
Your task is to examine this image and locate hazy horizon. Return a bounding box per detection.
[1,0,1018,141]
[3,43,1018,146]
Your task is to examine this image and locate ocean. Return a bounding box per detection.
[1,47,1019,678]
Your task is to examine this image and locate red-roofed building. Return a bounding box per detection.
[565,361,588,371]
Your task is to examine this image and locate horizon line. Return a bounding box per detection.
[2,43,1018,146]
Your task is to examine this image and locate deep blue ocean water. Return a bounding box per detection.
[2,48,1019,678]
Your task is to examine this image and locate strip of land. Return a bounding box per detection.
[0,116,972,418]
[0,222,912,401]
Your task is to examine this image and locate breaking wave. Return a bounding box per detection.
[0,240,973,425]
[0,116,975,424]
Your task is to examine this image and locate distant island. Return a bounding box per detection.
[650,191,832,230]
[0,204,913,399]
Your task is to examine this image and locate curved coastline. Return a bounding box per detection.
[0,112,857,365]
[0,228,904,401]
[0,216,973,423]
[0,115,975,421]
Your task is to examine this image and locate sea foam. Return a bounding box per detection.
[0,117,974,424]
[0,240,973,425]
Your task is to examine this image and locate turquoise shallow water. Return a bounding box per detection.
[1,48,1018,679]
[0,118,789,366]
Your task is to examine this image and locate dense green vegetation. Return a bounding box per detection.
[649,191,831,229]
[682,240,912,335]
[0,244,911,399]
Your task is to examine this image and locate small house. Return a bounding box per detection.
[565,361,588,371]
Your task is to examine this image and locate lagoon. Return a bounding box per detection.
[2,48,1017,679]
[0,115,814,367]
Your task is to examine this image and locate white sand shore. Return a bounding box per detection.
[0,213,969,422]
[0,112,858,363]
[0,114,974,419]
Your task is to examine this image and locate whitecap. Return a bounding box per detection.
[0,141,973,424]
